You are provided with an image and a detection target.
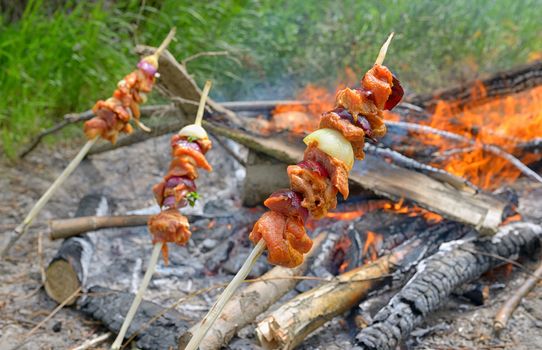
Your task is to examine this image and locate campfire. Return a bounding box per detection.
[4,35,542,350]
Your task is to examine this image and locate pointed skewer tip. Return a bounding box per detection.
[195,80,213,126]
[375,32,394,66]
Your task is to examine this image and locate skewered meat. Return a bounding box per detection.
[148,132,213,263]
[249,211,312,268]
[249,55,403,267]
[83,56,157,143]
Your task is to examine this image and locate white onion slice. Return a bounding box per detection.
[178,124,208,140]
[303,128,354,169]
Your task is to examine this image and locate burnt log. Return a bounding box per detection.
[413,60,542,111]
[78,286,188,350]
[255,221,473,350]
[355,222,542,350]
[178,232,330,350]
[44,194,109,304]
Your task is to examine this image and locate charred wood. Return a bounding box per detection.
[412,60,542,110]
[78,286,188,350]
[355,222,542,350]
[255,221,473,350]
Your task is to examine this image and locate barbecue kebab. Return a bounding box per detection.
[184,33,404,349]
[111,81,213,350]
[1,28,177,258]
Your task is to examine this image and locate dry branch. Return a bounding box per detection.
[255,221,472,350]
[355,222,542,350]
[178,232,329,350]
[49,214,150,240]
[494,258,542,331]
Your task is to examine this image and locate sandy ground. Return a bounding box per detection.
[1,135,542,350]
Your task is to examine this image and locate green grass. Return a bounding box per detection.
[1,0,541,158]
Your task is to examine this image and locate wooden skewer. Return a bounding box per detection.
[110,243,163,350]
[184,33,399,350]
[195,80,212,127]
[1,138,97,258]
[184,240,266,350]
[375,32,394,66]
[111,79,212,350]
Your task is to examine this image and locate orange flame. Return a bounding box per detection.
[422,85,542,189]
[362,230,383,262]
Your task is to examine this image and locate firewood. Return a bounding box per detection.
[44,194,108,304]
[178,232,329,350]
[255,221,472,350]
[355,222,542,350]
[49,214,150,240]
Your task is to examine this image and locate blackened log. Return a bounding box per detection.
[44,194,108,304]
[78,286,188,350]
[412,60,542,111]
[255,221,473,350]
[355,222,542,350]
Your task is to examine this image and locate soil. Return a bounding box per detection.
[1,135,541,350]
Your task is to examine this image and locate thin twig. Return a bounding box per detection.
[386,120,542,184]
[10,287,82,350]
[182,51,229,66]
[184,240,266,350]
[70,332,112,350]
[19,120,69,158]
[2,138,98,258]
[111,242,163,350]
[494,259,542,331]
[38,231,46,285]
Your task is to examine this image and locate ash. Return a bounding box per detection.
[1,133,542,349]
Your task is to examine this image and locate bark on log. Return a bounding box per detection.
[355,222,542,350]
[44,194,108,304]
[178,232,329,350]
[412,60,542,110]
[255,221,472,350]
[78,286,188,350]
[49,214,150,240]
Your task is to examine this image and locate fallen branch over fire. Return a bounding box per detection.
[355,222,542,350]
[364,143,479,192]
[178,232,329,350]
[255,221,472,350]
[386,120,542,184]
